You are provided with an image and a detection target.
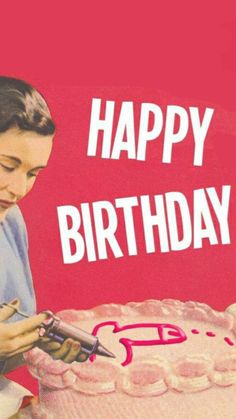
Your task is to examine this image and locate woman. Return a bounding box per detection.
[0,77,84,418]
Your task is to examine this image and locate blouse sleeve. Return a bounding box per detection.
[1,205,36,318]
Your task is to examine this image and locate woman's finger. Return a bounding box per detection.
[63,341,81,363]
[0,299,20,322]
[77,352,89,362]
[37,338,61,353]
[4,330,40,356]
[49,338,73,360]
[7,343,35,357]
[7,313,48,338]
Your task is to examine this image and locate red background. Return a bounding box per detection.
[2,0,236,392]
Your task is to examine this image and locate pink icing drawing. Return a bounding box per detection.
[224,337,234,346]
[90,321,187,366]
[191,329,236,346]
[206,332,216,337]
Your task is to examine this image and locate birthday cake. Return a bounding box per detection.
[24,300,236,418]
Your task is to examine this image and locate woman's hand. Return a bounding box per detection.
[0,299,88,369]
[38,336,88,363]
[0,299,47,361]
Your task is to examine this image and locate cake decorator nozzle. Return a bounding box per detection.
[41,313,116,359]
[96,343,116,358]
[0,302,116,360]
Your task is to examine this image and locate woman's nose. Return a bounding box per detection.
[7,173,27,199]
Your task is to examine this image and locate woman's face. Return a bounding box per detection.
[0,128,53,221]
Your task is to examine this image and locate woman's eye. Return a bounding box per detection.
[0,163,15,172]
[28,172,38,178]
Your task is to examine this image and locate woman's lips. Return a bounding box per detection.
[0,200,16,208]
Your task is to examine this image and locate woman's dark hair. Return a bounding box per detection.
[0,76,55,135]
